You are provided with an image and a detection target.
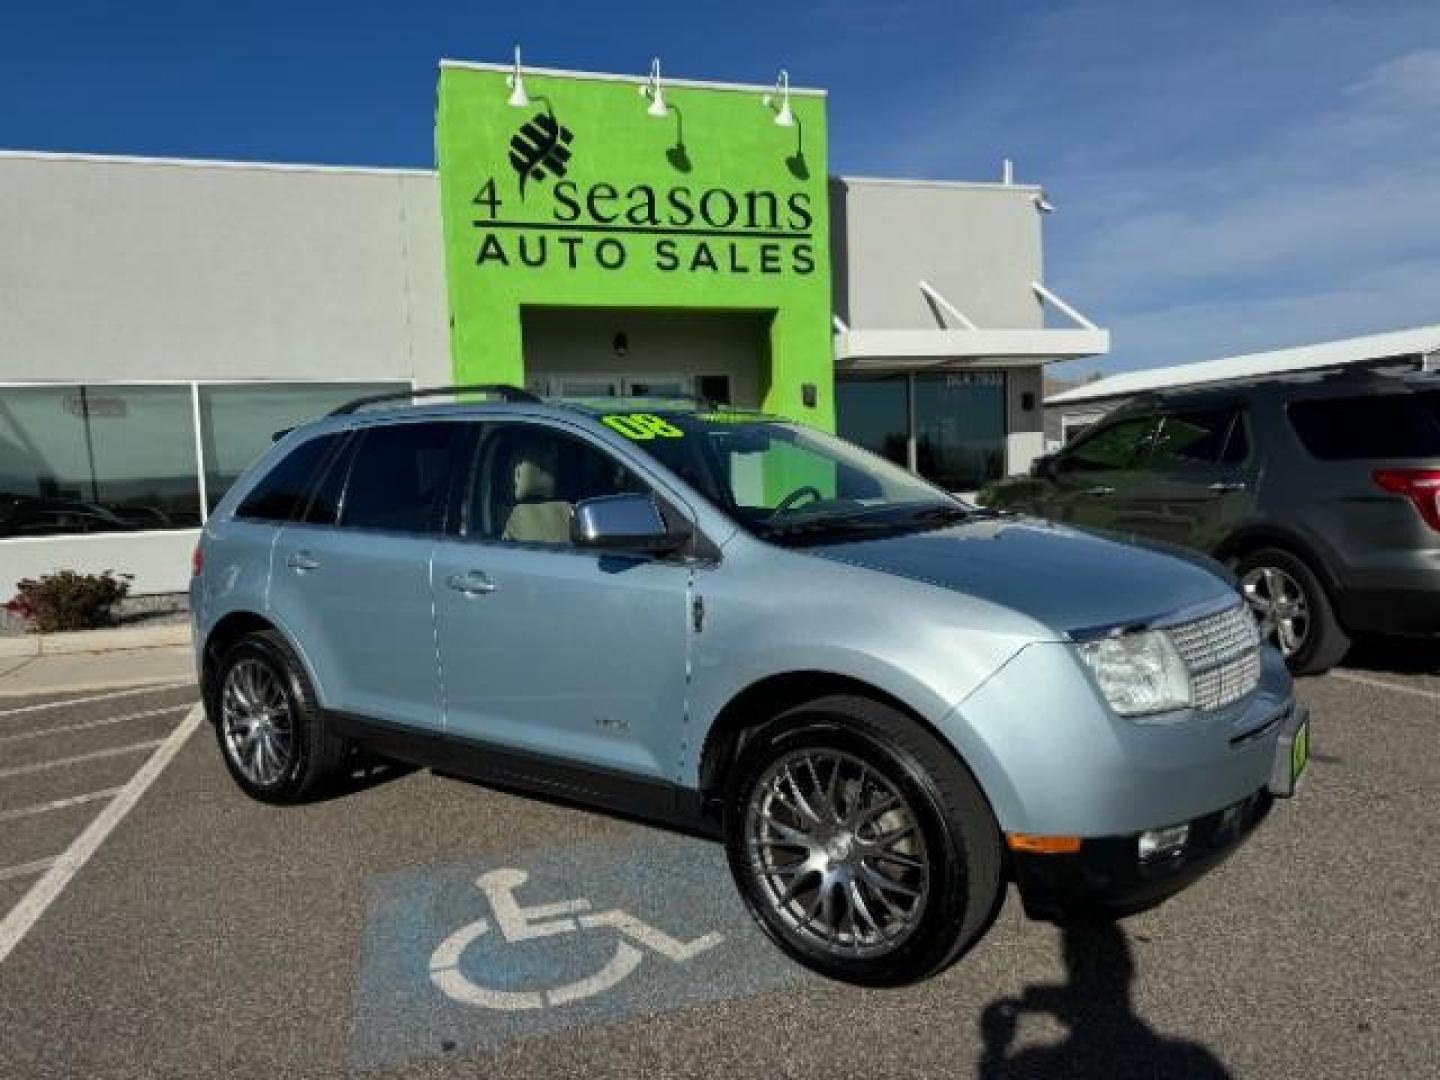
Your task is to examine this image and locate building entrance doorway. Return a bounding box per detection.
[529,373,733,404]
[521,308,762,409]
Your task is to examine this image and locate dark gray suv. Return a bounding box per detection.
[981,371,1440,674]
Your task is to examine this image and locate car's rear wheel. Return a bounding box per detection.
[723,694,1002,986]
[212,629,347,803]
[1237,547,1350,675]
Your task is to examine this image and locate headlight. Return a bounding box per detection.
[1079,629,1192,717]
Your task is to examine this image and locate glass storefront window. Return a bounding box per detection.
[0,385,200,537]
[913,372,1007,492]
[835,376,910,468]
[197,382,405,512]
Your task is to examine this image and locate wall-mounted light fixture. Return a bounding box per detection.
[762,70,795,127]
[639,58,668,118]
[506,45,530,108]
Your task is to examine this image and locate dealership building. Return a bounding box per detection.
[0,58,1108,594]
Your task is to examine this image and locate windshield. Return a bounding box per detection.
[594,409,974,543]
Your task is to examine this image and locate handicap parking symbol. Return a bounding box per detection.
[351,830,811,1068]
[429,866,723,1010]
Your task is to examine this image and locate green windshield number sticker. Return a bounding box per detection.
[602,413,685,440]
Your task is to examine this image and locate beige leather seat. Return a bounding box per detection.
[501,440,573,544]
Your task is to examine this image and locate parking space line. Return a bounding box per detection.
[0,682,193,721]
[0,740,166,781]
[0,704,192,746]
[0,705,203,965]
[1331,671,1440,701]
[0,858,56,884]
[0,789,124,825]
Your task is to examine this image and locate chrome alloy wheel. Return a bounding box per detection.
[220,658,295,786]
[744,749,930,958]
[1241,565,1311,657]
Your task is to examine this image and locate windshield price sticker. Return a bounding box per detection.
[601,413,685,440]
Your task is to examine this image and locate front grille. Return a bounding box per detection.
[1165,603,1262,711]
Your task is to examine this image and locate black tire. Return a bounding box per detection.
[1236,547,1350,676]
[210,629,348,804]
[723,694,1003,987]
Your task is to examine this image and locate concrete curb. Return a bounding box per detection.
[0,622,190,659]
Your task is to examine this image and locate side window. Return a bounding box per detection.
[338,422,465,534]
[1221,411,1251,465]
[467,424,646,546]
[1289,393,1440,460]
[234,432,343,523]
[1059,417,1158,473]
[301,433,357,526]
[1149,409,1240,469]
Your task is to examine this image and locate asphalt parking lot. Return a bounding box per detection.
[0,650,1437,1079]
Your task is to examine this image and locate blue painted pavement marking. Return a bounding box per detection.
[350,827,813,1069]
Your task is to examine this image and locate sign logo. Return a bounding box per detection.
[507,108,574,198]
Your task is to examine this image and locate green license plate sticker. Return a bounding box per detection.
[1291,718,1310,783]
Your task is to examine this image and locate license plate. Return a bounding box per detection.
[1269,706,1310,798]
[1290,716,1310,785]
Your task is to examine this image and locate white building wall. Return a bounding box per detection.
[0,153,452,595]
[0,153,450,384]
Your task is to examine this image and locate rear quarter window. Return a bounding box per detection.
[1288,392,1440,460]
[234,432,343,522]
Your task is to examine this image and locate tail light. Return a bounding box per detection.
[1372,468,1440,532]
[191,543,205,577]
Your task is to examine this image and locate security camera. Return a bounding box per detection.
[1033,194,1055,214]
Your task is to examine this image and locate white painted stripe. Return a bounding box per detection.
[0,740,165,780]
[0,706,202,964]
[0,789,122,824]
[0,704,191,745]
[1331,670,1440,702]
[0,682,192,720]
[0,858,56,884]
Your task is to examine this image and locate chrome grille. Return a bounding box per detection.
[1165,603,1262,711]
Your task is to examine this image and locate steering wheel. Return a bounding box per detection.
[771,485,824,516]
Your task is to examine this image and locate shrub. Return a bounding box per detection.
[5,570,134,634]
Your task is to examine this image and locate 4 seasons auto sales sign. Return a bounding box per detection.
[434,60,835,422]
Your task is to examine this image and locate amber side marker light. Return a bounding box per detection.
[1006,833,1082,855]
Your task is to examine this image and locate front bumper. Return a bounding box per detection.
[1014,702,1307,921]
[1013,787,1273,922]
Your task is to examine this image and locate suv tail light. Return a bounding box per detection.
[1372,468,1440,532]
[191,543,205,577]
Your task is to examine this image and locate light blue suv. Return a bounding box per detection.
[191,385,1309,986]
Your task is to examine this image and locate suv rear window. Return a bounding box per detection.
[1288,391,1440,460]
[235,433,343,522]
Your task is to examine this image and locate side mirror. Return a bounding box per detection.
[572,494,689,554]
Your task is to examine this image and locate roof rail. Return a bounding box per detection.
[328,383,540,416]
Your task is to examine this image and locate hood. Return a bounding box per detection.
[805,516,1235,636]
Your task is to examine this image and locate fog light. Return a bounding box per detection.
[1138,824,1189,862]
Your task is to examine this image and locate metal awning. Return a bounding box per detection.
[834,281,1110,369]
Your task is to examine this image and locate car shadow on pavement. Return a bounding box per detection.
[1339,636,1440,676]
[321,756,418,800]
[976,920,1232,1079]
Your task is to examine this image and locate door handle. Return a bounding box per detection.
[286,551,320,572]
[446,571,496,596]
[1208,480,1249,493]
[1083,486,1116,497]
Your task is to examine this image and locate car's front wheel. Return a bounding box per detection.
[211,629,347,803]
[723,695,1002,986]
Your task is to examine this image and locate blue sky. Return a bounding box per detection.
[3,0,1437,376]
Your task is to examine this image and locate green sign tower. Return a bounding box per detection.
[436,61,834,427]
